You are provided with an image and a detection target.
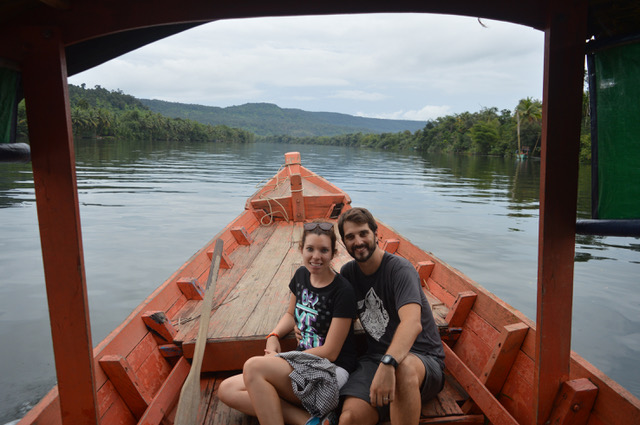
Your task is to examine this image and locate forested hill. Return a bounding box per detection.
[140,99,426,137]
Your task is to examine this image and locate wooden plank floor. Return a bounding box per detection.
[173,222,354,346]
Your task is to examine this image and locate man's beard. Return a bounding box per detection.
[350,238,377,263]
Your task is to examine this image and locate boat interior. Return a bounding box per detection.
[3,1,640,424]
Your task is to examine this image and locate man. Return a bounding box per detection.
[336,207,445,425]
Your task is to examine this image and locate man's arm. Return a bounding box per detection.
[369,302,422,406]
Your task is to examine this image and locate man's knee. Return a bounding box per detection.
[395,357,423,393]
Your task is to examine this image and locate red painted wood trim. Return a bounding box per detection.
[546,379,598,425]
[207,248,233,269]
[137,357,190,425]
[462,322,529,414]
[20,27,99,425]
[443,343,520,425]
[230,226,253,245]
[291,173,305,222]
[285,152,301,165]
[383,238,400,254]
[99,355,152,418]
[419,416,485,424]
[142,311,177,344]
[445,291,477,328]
[417,261,435,287]
[158,344,183,358]
[535,2,588,423]
[176,278,204,300]
[182,335,298,372]
[482,323,529,394]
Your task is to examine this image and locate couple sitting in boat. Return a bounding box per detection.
[218,207,445,425]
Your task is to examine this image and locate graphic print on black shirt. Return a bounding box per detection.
[288,266,359,372]
[296,286,323,349]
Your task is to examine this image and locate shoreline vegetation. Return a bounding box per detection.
[15,84,592,161]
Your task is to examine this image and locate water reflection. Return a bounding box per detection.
[0,139,639,422]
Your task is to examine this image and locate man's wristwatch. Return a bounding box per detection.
[380,354,399,368]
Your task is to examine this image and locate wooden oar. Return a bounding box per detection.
[174,238,224,425]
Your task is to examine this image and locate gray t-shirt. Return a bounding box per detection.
[340,252,445,363]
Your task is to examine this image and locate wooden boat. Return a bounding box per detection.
[3,1,640,424]
[16,151,640,425]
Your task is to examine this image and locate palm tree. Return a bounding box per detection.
[515,97,542,157]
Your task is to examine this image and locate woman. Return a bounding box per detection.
[217,221,357,425]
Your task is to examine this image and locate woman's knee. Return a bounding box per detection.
[340,397,378,425]
[242,356,266,377]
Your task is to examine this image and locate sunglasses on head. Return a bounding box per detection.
[303,222,334,231]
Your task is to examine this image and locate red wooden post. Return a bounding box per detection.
[291,173,305,222]
[535,2,588,424]
[20,27,99,424]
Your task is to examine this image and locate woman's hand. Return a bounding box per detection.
[265,336,281,355]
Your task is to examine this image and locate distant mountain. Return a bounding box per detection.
[140,99,427,138]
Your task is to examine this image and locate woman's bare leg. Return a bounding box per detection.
[218,374,256,415]
[243,356,311,425]
[218,371,310,424]
[338,396,378,425]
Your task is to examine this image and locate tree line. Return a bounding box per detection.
[263,95,592,162]
[15,84,591,161]
[15,84,254,144]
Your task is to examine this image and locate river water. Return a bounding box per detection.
[1,140,638,422]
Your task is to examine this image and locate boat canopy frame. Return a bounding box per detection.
[576,33,640,237]
[2,1,638,424]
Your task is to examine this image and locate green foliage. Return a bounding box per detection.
[470,119,500,155]
[262,99,590,162]
[64,84,254,143]
[15,85,593,162]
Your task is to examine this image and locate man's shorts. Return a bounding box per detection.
[339,352,444,421]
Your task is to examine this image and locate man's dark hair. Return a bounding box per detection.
[337,207,378,240]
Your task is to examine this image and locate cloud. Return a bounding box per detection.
[356,105,452,121]
[69,13,543,120]
[330,90,388,101]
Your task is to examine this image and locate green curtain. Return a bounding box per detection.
[0,68,19,144]
[593,42,640,219]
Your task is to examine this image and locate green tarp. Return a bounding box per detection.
[593,41,640,219]
[0,68,19,144]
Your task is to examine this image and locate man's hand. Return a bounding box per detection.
[369,364,396,407]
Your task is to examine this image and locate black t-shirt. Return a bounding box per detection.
[340,252,445,363]
[289,266,358,372]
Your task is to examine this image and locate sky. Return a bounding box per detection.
[68,13,545,122]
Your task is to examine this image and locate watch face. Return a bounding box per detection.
[381,354,397,367]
